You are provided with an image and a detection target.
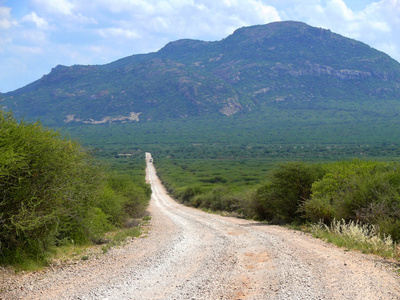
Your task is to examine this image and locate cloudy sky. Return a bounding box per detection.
[1,0,399,92]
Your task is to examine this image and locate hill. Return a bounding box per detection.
[1,21,400,126]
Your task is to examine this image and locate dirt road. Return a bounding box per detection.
[1,152,400,299]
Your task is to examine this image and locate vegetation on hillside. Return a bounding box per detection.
[0,111,150,267]
[2,21,400,125]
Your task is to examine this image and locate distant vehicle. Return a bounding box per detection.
[149,158,153,163]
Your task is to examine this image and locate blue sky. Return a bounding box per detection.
[1,0,399,92]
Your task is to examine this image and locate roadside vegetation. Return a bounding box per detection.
[311,219,396,258]
[153,158,400,258]
[0,111,150,270]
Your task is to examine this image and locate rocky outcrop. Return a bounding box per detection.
[219,96,243,116]
[286,63,372,80]
[64,112,141,124]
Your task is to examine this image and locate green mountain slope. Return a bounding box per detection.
[1,21,400,126]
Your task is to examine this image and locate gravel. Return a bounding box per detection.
[1,153,399,299]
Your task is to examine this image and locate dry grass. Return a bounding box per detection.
[311,219,397,258]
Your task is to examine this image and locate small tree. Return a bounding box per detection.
[0,111,103,262]
[253,162,325,223]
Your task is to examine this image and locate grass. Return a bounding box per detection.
[101,225,142,254]
[50,243,90,263]
[8,257,51,273]
[311,219,397,258]
[6,217,149,272]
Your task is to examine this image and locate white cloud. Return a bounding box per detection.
[22,12,52,30]
[31,0,74,16]
[0,6,17,29]
[29,0,97,25]
[89,0,280,41]
[326,0,355,20]
[366,0,400,22]
[98,28,140,39]
[101,0,156,15]
[361,0,400,60]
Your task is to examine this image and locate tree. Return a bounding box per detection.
[253,162,325,223]
[0,111,103,262]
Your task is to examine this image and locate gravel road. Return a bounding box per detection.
[1,152,400,299]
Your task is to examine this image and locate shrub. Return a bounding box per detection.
[356,202,400,241]
[0,112,150,265]
[192,186,231,211]
[98,185,126,225]
[178,185,205,205]
[302,161,400,239]
[179,185,252,216]
[105,173,151,219]
[301,195,335,223]
[0,112,104,261]
[253,162,325,223]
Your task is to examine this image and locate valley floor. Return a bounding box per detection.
[1,153,400,299]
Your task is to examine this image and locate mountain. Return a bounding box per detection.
[1,21,400,126]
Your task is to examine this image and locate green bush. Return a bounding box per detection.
[375,217,400,242]
[0,112,101,261]
[98,185,126,225]
[0,111,150,265]
[178,185,205,205]
[105,173,151,219]
[196,186,233,211]
[252,182,277,221]
[253,162,326,223]
[301,195,335,223]
[303,160,400,240]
